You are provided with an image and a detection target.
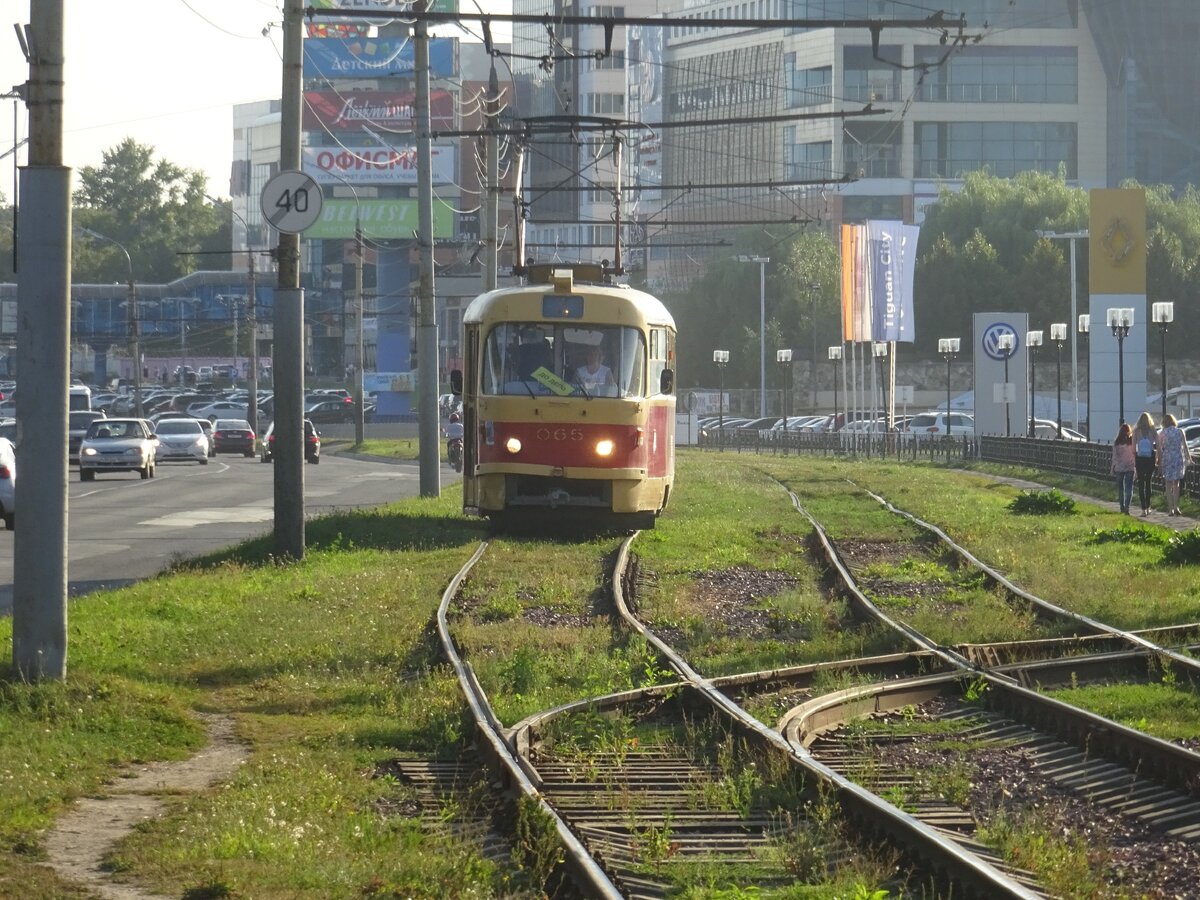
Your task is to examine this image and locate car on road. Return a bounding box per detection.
[0,436,15,529]
[153,417,210,464]
[79,418,157,481]
[0,418,14,442]
[211,418,257,457]
[261,419,321,464]
[186,400,248,421]
[69,410,107,464]
[196,418,218,457]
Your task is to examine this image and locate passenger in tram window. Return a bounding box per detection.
[1132,411,1159,515]
[1110,422,1136,515]
[1157,413,1192,516]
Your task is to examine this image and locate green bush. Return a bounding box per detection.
[1089,522,1170,546]
[1162,528,1200,566]
[1007,488,1076,516]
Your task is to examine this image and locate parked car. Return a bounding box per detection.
[153,417,210,464]
[211,418,257,457]
[261,419,321,464]
[1182,422,1200,452]
[903,411,975,437]
[69,410,107,464]
[304,399,357,424]
[0,418,14,443]
[79,418,157,481]
[186,400,248,421]
[1030,418,1087,441]
[0,436,15,529]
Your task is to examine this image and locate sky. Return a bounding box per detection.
[1,0,509,202]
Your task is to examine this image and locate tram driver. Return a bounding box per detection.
[576,345,616,395]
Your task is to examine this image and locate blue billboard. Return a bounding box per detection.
[304,37,457,80]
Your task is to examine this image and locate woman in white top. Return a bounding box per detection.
[576,347,615,393]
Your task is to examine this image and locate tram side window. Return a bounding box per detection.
[648,328,669,394]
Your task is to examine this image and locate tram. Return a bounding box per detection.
[454,263,677,529]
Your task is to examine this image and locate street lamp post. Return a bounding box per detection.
[736,255,768,416]
[997,332,1015,437]
[1108,307,1133,426]
[938,338,960,434]
[1026,330,1043,436]
[808,281,820,413]
[208,194,260,435]
[1037,228,1087,431]
[828,345,843,431]
[1152,302,1174,422]
[79,227,141,417]
[777,348,792,448]
[1078,314,1091,440]
[872,341,889,434]
[1050,323,1067,438]
[713,350,729,449]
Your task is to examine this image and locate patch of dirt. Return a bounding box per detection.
[43,712,248,900]
[867,698,1200,898]
[522,605,592,628]
[834,539,951,605]
[690,566,801,638]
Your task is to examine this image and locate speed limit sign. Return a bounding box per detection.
[260,171,323,234]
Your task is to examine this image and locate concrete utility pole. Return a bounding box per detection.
[13,0,69,681]
[247,253,258,434]
[415,10,440,497]
[354,220,364,445]
[274,0,306,559]
[483,62,500,293]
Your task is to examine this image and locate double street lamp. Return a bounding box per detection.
[78,227,141,417]
[1107,307,1133,426]
[776,348,792,443]
[938,338,959,434]
[1152,302,1174,422]
[1026,330,1043,436]
[713,349,729,449]
[997,332,1015,437]
[828,345,843,431]
[1050,323,1068,438]
[1078,314,1091,439]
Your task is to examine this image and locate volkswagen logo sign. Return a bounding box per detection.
[982,323,1019,361]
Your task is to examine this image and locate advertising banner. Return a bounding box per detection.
[866,220,918,342]
[1088,188,1146,296]
[972,313,1027,438]
[302,89,455,133]
[304,37,456,80]
[629,24,663,203]
[310,0,458,15]
[303,144,457,185]
[303,198,455,240]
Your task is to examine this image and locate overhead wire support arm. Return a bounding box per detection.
[306,7,968,34]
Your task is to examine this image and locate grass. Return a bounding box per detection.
[353,437,421,461]
[2,443,1196,897]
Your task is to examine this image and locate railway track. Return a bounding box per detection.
[430,479,1200,896]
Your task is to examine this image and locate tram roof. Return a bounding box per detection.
[464,268,674,328]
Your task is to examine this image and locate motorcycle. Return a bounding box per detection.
[447,438,463,473]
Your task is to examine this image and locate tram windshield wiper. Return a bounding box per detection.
[521,379,537,399]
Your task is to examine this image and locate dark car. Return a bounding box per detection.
[69,410,107,464]
[304,399,356,424]
[211,418,256,457]
[261,419,320,464]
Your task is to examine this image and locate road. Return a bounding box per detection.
[0,449,446,615]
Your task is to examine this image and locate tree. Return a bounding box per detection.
[72,138,227,284]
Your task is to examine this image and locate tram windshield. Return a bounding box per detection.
[482,323,646,398]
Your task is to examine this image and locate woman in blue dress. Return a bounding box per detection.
[1157,414,1192,516]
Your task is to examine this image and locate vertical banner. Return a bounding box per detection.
[867,220,919,343]
[374,250,412,417]
[840,224,872,342]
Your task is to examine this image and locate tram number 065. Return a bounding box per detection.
[536,427,584,441]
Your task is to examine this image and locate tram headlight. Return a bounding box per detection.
[594,438,615,457]
[505,437,522,454]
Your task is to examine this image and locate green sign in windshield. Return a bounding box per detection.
[531,366,575,397]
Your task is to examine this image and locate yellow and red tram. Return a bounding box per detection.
[456,264,676,529]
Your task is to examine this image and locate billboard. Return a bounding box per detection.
[309,0,458,14]
[304,37,456,80]
[303,198,455,240]
[841,220,919,343]
[972,313,1028,438]
[302,89,455,132]
[303,144,458,185]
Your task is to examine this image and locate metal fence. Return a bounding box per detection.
[700,430,1199,503]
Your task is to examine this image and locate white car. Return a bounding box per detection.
[1031,418,1087,441]
[153,418,210,464]
[903,411,975,437]
[79,418,157,481]
[0,436,15,529]
[186,400,248,422]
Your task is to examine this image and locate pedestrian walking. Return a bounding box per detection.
[1132,412,1159,515]
[1110,423,1136,514]
[1157,413,1192,515]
